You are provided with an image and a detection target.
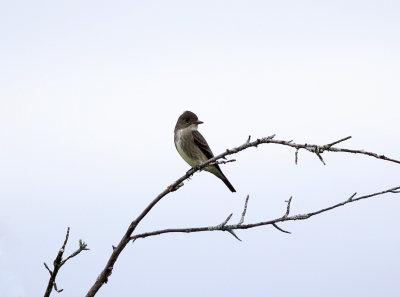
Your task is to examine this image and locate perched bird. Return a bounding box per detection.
[174,111,236,192]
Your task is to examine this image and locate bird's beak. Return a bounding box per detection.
[194,120,203,125]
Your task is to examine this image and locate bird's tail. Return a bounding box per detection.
[206,165,236,192]
[220,174,236,192]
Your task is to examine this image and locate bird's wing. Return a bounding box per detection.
[192,130,214,159]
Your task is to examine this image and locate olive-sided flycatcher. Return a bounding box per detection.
[174,111,236,192]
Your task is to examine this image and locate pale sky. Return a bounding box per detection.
[1,1,400,297]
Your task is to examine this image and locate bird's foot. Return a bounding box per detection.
[185,168,193,179]
[186,165,201,178]
[193,164,201,171]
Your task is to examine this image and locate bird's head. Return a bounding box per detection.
[175,111,203,131]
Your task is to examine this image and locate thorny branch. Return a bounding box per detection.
[86,135,400,297]
[131,186,400,240]
[43,228,89,297]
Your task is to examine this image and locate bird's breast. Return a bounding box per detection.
[175,128,205,167]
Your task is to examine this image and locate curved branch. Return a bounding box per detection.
[85,135,400,297]
[131,186,400,240]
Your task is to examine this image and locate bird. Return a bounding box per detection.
[174,111,236,192]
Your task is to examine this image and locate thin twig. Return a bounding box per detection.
[324,136,352,149]
[272,223,291,234]
[348,192,357,202]
[239,195,250,225]
[53,283,63,293]
[60,240,89,266]
[44,228,88,297]
[283,196,293,218]
[315,149,327,165]
[219,213,233,228]
[43,228,69,297]
[227,230,242,241]
[44,263,52,275]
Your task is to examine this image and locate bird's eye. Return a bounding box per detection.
[185,118,190,123]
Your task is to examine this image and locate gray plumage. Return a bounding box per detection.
[174,111,236,192]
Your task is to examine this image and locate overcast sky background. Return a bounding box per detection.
[1,1,400,296]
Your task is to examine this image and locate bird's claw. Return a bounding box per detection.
[186,165,201,178]
[186,168,193,178]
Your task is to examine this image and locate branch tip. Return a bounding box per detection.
[283,196,293,218]
[44,262,52,275]
[239,195,250,225]
[325,136,352,149]
[220,213,233,227]
[272,223,291,234]
[227,229,242,241]
[315,150,326,165]
[348,192,357,201]
[54,282,64,293]
[389,187,400,194]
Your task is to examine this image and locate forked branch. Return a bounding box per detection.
[44,228,89,297]
[85,135,400,297]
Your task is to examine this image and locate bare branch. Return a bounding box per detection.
[53,283,64,293]
[86,135,400,297]
[227,229,242,241]
[283,196,293,218]
[44,262,52,275]
[315,149,327,165]
[43,228,88,297]
[348,192,357,202]
[219,213,233,228]
[323,136,352,149]
[168,183,184,192]
[325,146,400,164]
[130,186,400,241]
[272,223,291,234]
[60,239,89,266]
[43,228,69,297]
[209,159,236,166]
[239,195,250,225]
